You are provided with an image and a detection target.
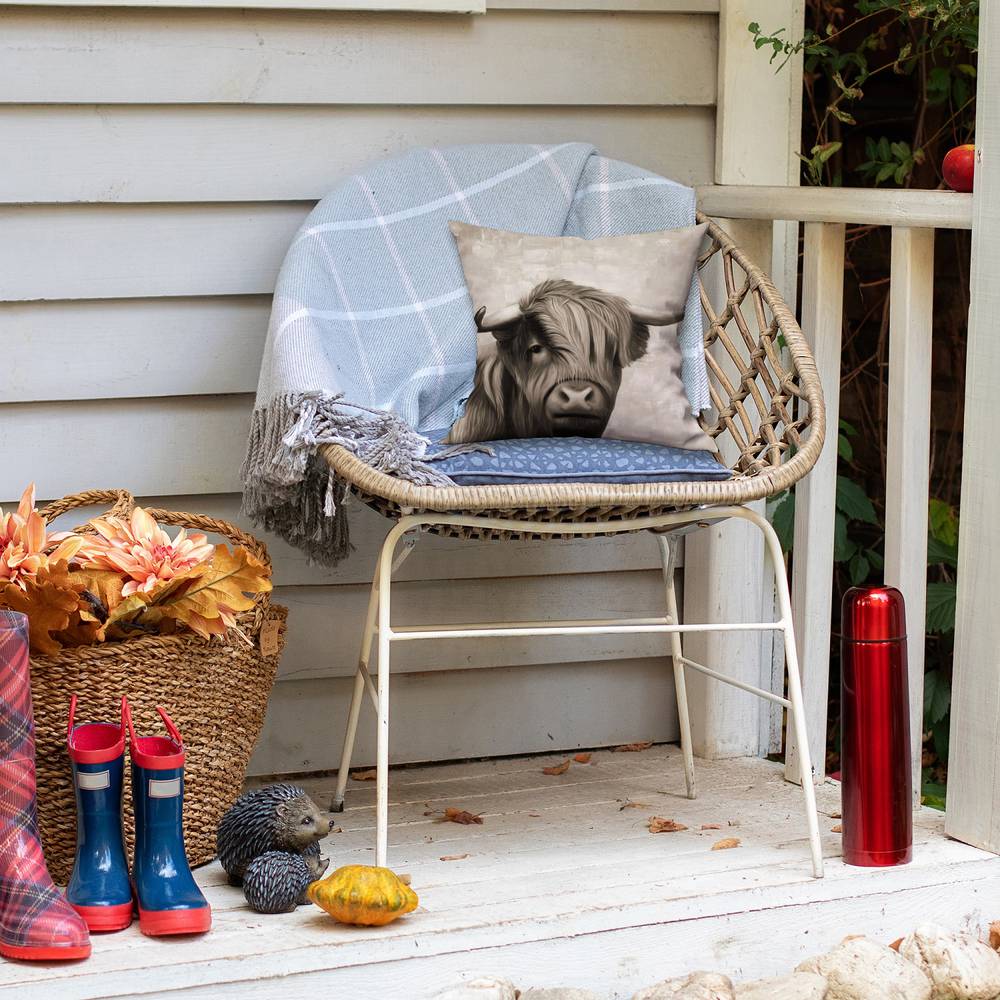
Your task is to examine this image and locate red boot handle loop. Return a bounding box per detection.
[156,707,183,750]
[122,696,139,747]
[67,694,77,741]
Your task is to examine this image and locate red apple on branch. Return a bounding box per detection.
[942,144,975,193]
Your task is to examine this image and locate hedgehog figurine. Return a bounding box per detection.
[243,851,326,914]
[217,782,332,887]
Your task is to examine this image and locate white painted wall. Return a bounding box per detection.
[1,2,721,774]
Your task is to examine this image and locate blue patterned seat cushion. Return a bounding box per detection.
[425,435,731,486]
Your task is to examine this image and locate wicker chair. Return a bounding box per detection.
[327,216,827,877]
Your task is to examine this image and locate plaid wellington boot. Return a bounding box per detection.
[66,696,133,932]
[0,611,91,962]
[124,700,211,937]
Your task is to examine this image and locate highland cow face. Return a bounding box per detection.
[446,278,684,444]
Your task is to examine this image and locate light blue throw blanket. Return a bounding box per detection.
[242,143,709,565]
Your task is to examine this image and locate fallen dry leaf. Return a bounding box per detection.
[619,801,651,811]
[329,826,343,835]
[442,807,483,826]
[613,741,653,753]
[831,824,843,833]
[830,810,842,819]
[397,873,412,885]
[648,817,688,834]
[700,823,722,830]
[711,837,741,851]
[440,853,471,862]
[990,922,1000,951]
[573,752,592,764]
[889,938,903,952]
[527,812,541,818]
[542,760,571,776]
[351,769,377,781]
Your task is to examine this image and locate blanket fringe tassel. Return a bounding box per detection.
[241,392,457,567]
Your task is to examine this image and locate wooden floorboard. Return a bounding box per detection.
[5,746,996,1000]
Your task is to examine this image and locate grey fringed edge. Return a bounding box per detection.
[240,391,457,567]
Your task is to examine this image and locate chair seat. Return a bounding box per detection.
[424,435,732,486]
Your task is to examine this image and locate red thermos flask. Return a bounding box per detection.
[840,585,912,866]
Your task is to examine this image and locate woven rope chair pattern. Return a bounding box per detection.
[325,216,827,876]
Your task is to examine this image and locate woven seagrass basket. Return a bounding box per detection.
[27,490,287,884]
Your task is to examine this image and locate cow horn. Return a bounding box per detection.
[474,302,522,331]
[628,303,685,327]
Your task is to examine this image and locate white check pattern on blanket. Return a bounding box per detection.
[242,142,711,565]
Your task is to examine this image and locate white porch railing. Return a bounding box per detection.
[697,185,973,798]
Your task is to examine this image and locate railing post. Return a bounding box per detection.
[786,221,846,785]
[885,226,935,806]
[946,0,1000,853]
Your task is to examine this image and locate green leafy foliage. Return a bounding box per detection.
[858,137,925,186]
[921,776,947,812]
[929,498,959,547]
[924,669,951,726]
[749,2,978,187]
[769,490,796,553]
[836,475,879,525]
[925,580,957,634]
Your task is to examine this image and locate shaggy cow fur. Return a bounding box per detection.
[447,279,651,442]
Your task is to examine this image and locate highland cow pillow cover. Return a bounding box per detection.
[445,221,714,452]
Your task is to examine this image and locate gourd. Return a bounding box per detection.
[307,864,418,926]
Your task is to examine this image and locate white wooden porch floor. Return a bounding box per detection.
[6,745,999,1000]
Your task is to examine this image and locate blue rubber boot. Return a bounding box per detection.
[124,700,211,937]
[66,696,133,932]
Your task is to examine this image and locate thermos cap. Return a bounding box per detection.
[842,586,907,642]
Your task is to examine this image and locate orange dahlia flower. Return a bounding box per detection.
[0,484,83,589]
[77,507,215,597]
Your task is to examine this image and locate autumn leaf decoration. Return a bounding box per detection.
[0,487,272,653]
[1,561,85,655]
[105,544,272,641]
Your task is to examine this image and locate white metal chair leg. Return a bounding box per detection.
[331,563,381,812]
[748,508,825,879]
[373,522,411,868]
[657,534,696,800]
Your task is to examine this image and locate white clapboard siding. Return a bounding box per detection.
[10,0,485,8]
[491,0,718,9]
[0,204,308,302]
[1,105,714,205]
[250,658,680,774]
[3,2,718,773]
[1,297,270,403]
[0,9,716,106]
[0,396,251,498]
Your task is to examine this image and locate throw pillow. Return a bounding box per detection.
[444,221,714,451]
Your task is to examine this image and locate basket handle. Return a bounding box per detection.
[39,489,135,527]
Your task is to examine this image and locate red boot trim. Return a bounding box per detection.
[71,901,133,933]
[123,699,185,770]
[0,941,91,962]
[136,904,211,937]
[67,695,126,764]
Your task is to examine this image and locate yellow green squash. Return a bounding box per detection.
[307,865,418,927]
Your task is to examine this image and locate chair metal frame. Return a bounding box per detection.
[331,504,824,879]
